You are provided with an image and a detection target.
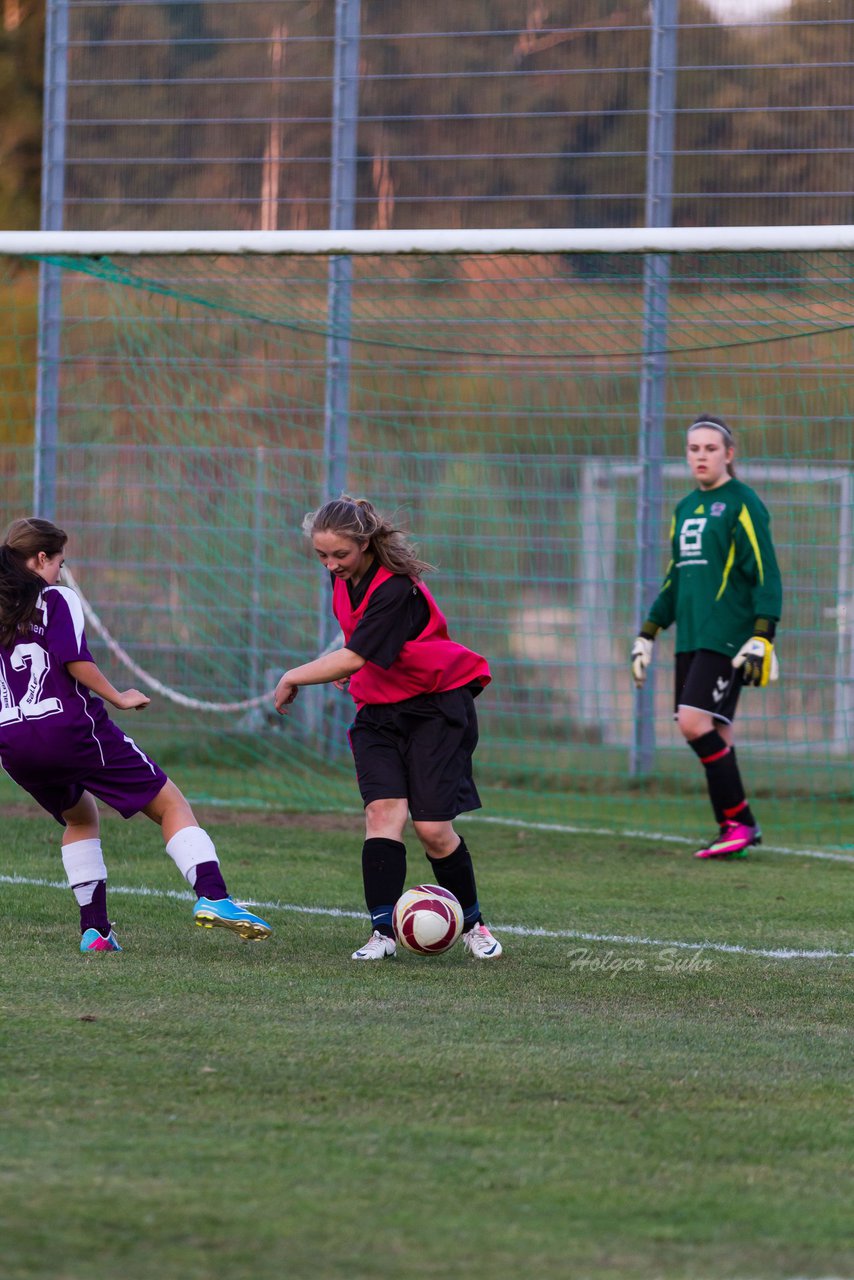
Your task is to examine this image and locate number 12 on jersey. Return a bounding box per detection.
[0,644,63,725]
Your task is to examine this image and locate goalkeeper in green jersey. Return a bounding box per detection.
[631,415,783,860]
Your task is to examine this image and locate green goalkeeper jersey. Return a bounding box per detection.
[646,476,782,656]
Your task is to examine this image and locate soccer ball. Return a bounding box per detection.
[392,884,464,955]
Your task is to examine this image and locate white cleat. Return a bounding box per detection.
[351,929,397,960]
[462,923,503,959]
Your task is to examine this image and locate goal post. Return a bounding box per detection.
[1,225,853,847]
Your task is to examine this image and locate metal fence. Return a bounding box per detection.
[42,0,854,235]
[24,0,854,833]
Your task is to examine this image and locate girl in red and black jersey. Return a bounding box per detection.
[274,496,502,960]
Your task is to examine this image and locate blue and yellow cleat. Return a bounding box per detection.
[193,896,272,941]
[80,927,122,952]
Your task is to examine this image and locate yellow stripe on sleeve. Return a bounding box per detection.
[738,504,765,585]
[715,541,736,600]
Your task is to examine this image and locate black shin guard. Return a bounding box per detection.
[427,837,482,929]
[689,730,755,827]
[362,838,407,937]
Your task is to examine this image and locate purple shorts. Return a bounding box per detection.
[4,724,168,825]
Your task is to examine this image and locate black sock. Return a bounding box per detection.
[362,838,406,937]
[427,837,482,929]
[192,860,230,901]
[723,747,756,826]
[79,881,110,936]
[702,760,725,825]
[689,731,755,828]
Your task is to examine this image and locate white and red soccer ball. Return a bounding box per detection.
[392,884,464,955]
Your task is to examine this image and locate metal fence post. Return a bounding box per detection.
[239,445,266,733]
[323,0,361,504]
[319,0,361,750]
[34,0,69,519]
[631,0,678,777]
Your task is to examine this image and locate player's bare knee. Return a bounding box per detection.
[413,820,458,858]
[676,707,713,741]
[142,779,196,829]
[364,797,407,840]
[61,790,100,838]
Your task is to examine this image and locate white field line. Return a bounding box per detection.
[460,814,854,865]
[2,873,851,962]
[185,797,854,865]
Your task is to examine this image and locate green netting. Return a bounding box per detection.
[1,249,853,847]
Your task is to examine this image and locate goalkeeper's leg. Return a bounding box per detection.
[681,724,761,858]
[683,720,752,810]
[675,653,760,859]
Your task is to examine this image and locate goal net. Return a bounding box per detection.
[1,228,852,849]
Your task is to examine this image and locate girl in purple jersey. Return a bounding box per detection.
[0,518,271,951]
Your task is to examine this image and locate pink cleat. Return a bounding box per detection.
[80,927,122,951]
[694,821,761,860]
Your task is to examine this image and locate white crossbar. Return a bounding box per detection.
[2,225,854,256]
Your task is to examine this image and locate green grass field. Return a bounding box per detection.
[1,794,852,1280]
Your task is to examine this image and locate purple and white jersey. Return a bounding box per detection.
[0,585,116,771]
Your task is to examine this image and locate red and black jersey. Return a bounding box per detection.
[333,564,490,709]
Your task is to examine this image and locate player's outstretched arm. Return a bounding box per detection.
[274,647,366,714]
[66,660,151,710]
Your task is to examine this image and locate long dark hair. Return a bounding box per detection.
[0,518,67,648]
[302,495,434,578]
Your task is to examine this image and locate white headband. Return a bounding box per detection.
[687,420,733,444]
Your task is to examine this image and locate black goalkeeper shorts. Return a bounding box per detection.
[348,686,482,821]
[675,649,742,725]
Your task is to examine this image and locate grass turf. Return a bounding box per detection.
[1,802,852,1280]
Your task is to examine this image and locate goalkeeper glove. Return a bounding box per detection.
[732,620,779,687]
[631,623,660,689]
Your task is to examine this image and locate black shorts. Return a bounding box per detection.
[675,649,742,725]
[348,686,482,822]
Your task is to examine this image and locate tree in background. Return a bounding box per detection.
[0,1,851,231]
[0,0,43,228]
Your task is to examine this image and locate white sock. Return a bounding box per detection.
[165,825,219,886]
[62,839,107,895]
[72,880,101,907]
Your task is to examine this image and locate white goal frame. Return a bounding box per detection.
[5,224,853,770]
[2,225,854,257]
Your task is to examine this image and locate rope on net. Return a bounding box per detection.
[62,567,278,713]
